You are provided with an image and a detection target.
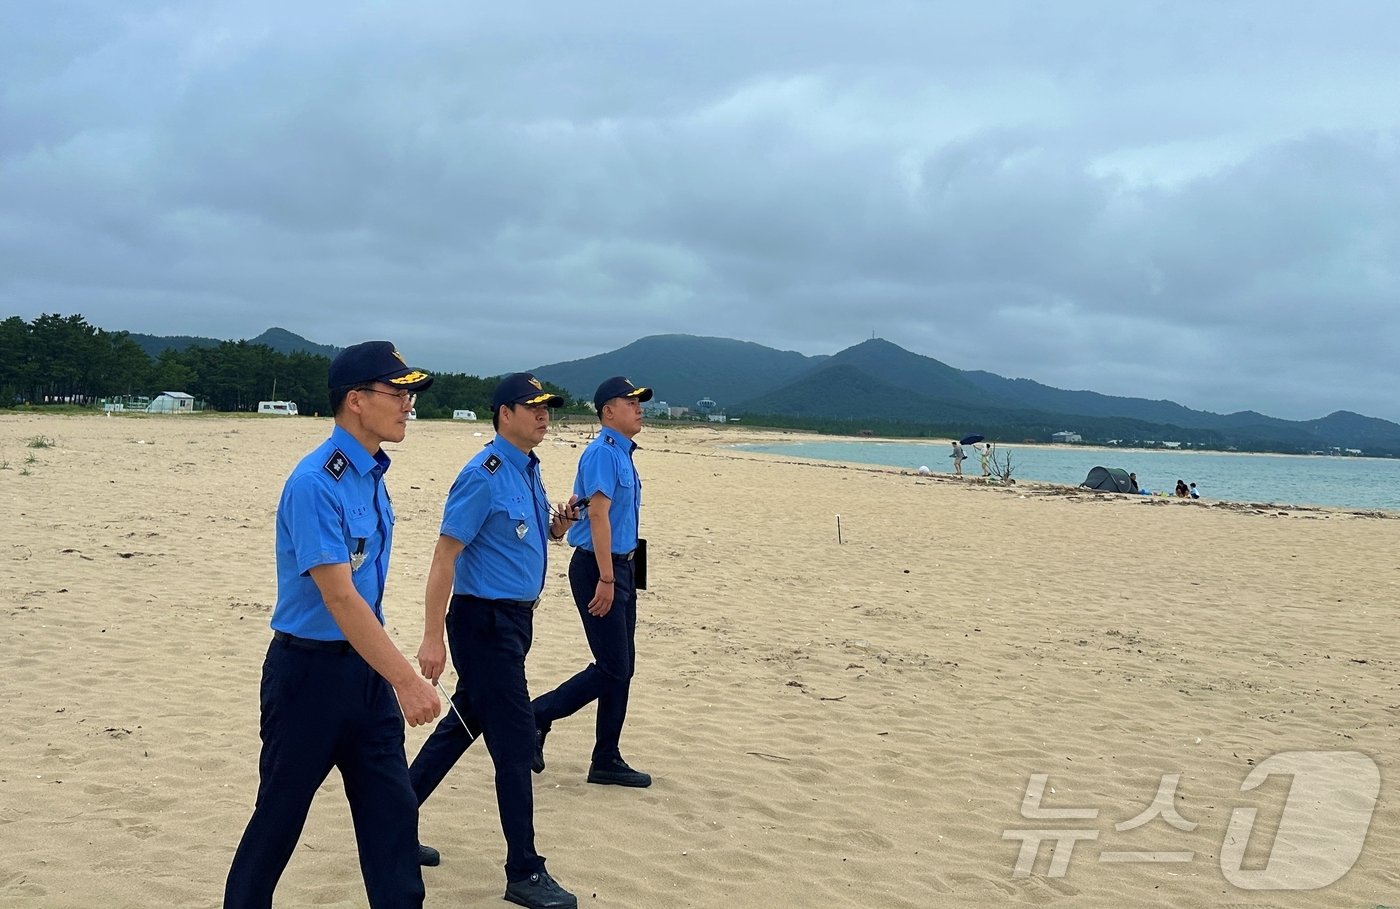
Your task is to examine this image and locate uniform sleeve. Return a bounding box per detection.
[283,473,350,575]
[440,467,493,546]
[575,446,621,499]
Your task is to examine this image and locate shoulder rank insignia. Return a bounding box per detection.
[483,454,502,474]
[604,435,616,446]
[324,449,349,481]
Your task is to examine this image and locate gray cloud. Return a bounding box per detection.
[3,1,1399,421]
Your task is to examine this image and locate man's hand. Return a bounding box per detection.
[395,674,441,727]
[587,578,615,617]
[550,496,580,540]
[417,636,447,684]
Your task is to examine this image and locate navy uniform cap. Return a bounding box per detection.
[328,341,434,391]
[491,373,564,410]
[594,376,653,411]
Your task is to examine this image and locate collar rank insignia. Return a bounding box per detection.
[483,454,502,474]
[324,449,349,481]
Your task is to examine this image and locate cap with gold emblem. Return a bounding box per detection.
[490,372,564,410]
[593,376,652,411]
[327,341,434,391]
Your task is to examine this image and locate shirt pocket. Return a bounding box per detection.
[504,497,532,543]
[347,514,378,571]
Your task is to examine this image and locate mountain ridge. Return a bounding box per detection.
[532,334,1400,454]
[128,327,339,360]
[119,325,1400,453]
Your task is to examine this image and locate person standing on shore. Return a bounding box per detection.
[951,440,966,476]
[408,372,580,909]
[224,341,440,909]
[532,376,654,789]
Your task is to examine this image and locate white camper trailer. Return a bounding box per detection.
[257,400,299,415]
[452,409,478,421]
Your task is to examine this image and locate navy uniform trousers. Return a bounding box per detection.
[532,549,638,764]
[224,635,423,909]
[409,595,544,882]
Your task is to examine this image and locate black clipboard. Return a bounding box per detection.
[634,538,647,590]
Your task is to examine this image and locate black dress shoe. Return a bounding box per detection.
[531,727,549,775]
[418,844,440,867]
[586,757,652,788]
[504,869,577,909]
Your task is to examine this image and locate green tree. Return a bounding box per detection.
[150,348,197,393]
[29,313,104,402]
[0,316,31,403]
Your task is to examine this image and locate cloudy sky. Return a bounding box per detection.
[4,2,1399,421]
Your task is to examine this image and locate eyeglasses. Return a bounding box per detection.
[354,387,417,408]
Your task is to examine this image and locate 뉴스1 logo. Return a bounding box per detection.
[1003,750,1379,891]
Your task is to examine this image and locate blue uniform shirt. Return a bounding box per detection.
[442,438,552,600]
[567,426,641,552]
[270,425,394,641]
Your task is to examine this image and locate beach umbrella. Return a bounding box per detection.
[959,434,984,446]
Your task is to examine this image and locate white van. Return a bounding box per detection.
[257,400,299,415]
[452,409,478,421]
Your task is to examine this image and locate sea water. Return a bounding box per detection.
[732,441,1400,513]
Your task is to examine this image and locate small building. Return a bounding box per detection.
[147,392,196,414]
[258,400,299,416]
[1051,430,1082,443]
[696,396,717,415]
[643,399,669,416]
[452,409,478,421]
[707,413,728,423]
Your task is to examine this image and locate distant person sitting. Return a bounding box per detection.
[1189,482,1200,499]
[1174,479,1189,498]
[1128,472,1140,494]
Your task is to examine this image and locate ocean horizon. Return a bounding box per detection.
[733,440,1400,513]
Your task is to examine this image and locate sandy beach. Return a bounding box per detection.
[2,412,1397,908]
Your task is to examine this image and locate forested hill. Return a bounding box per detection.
[0,314,564,419]
[8,314,1400,454]
[127,326,339,359]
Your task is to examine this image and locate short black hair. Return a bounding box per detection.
[330,385,358,416]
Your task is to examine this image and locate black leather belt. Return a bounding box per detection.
[460,594,540,612]
[273,630,354,654]
[581,548,635,561]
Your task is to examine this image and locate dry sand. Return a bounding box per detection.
[2,412,1397,908]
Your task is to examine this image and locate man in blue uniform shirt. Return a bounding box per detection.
[409,372,580,909]
[225,341,441,909]
[532,376,654,789]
